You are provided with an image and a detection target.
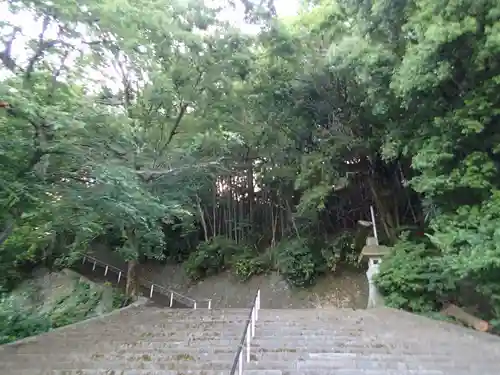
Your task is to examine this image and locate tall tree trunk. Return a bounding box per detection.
[212,179,217,237]
[238,192,244,242]
[125,228,140,298]
[280,200,285,239]
[247,164,254,229]
[233,182,238,243]
[126,259,139,298]
[285,199,300,238]
[368,176,397,243]
[196,194,209,241]
[226,176,231,238]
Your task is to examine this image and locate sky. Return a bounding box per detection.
[212,0,300,33]
[275,0,301,17]
[0,0,301,53]
[0,0,301,84]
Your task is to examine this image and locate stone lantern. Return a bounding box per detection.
[359,236,391,308]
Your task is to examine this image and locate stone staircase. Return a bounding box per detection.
[2,304,500,374]
[247,308,500,375]
[0,304,248,375]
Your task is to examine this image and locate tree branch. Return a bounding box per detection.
[25,16,53,80]
[0,26,21,72]
[137,160,223,182]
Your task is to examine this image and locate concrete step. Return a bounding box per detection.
[2,359,234,371]
[9,340,242,356]
[3,307,500,375]
[7,371,283,375]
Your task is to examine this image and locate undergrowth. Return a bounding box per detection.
[183,232,359,287]
[0,278,129,344]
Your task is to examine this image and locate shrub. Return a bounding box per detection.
[184,236,239,280]
[275,238,322,287]
[320,231,357,272]
[232,252,271,282]
[49,280,103,328]
[112,289,131,308]
[375,235,454,313]
[0,295,51,344]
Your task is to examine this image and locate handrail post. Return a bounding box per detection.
[82,256,86,264]
[251,307,255,337]
[117,271,122,283]
[150,284,154,298]
[229,289,260,375]
[256,289,260,320]
[208,299,212,310]
[92,260,97,271]
[170,292,174,307]
[194,301,197,310]
[104,265,108,276]
[246,326,251,362]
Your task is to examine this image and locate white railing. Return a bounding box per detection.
[230,289,261,375]
[81,255,212,309]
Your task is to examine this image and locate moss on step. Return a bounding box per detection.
[174,353,196,361]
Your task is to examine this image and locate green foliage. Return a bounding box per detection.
[232,251,271,282]
[1,0,500,323]
[0,277,129,344]
[0,0,252,292]
[112,289,131,309]
[49,280,103,328]
[275,238,323,287]
[0,295,51,344]
[184,236,240,281]
[320,231,357,272]
[376,236,454,313]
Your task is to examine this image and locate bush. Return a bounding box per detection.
[0,295,51,344]
[184,236,240,280]
[320,231,357,272]
[275,238,323,287]
[112,288,131,308]
[49,280,103,328]
[375,236,454,313]
[232,252,271,282]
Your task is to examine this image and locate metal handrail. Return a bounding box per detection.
[81,255,212,309]
[229,289,261,375]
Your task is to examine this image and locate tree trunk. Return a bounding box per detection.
[125,228,140,299]
[212,179,217,237]
[286,199,300,238]
[196,194,209,241]
[247,164,254,229]
[368,176,397,243]
[271,202,276,247]
[125,258,139,298]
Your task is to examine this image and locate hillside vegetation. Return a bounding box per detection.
[0,269,128,344]
[1,0,500,331]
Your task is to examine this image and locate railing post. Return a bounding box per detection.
[92,260,96,271]
[104,265,108,276]
[251,307,255,337]
[117,271,122,283]
[246,326,251,362]
[194,301,197,310]
[170,292,174,307]
[150,284,154,298]
[208,299,212,310]
[82,256,86,264]
[238,351,243,375]
[256,289,260,320]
